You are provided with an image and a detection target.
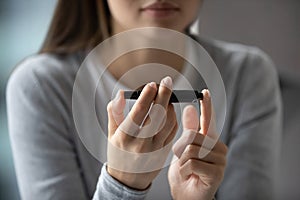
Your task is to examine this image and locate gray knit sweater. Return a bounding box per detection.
[7,37,282,200]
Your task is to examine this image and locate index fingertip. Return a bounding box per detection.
[201,89,211,102]
[160,76,173,90]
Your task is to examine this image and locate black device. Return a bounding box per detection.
[124,90,203,103]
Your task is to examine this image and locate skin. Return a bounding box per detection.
[107,0,202,34]
[168,90,228,200]
[105,0,228,199]
[106,0,203,80]
[107,79,178,190]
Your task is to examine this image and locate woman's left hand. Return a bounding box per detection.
[106,77,178,190]
[168,90,228,200]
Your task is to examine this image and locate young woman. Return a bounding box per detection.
[7,0,281,199]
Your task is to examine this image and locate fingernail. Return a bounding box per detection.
[148,82,157,89]
[202,89,210,96]
[201,89,210,102]
[160,76,173,90]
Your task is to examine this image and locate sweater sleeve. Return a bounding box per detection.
[93,164,149,200]
[6,56,149,200]
[216,49,282,200]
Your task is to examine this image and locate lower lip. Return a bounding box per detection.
[142,8,178,18]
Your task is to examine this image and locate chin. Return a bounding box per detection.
[139,23,185,32]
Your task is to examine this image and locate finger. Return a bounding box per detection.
[112,90,126,125]
[154,76,173,109]
[107,102,116,138]
[212,141,228,155]
[129,82,157,126]
[107,90,126,137]
[200,89,212,135]
[207,102,217,138]
[138,77,172,138]
[199,89,221,158]
[179,159,224,182]
[153,104,177,144]
[173,130,204,158]
[173,130,226,158]
[182,105,199,131]
[178,144,226,167]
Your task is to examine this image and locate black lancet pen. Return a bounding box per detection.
[124,90,203,103]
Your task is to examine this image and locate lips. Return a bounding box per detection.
[142,2,179,11]
[141,2,179,11]
[141,1,179,17]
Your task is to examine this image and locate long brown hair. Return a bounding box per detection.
[40,0,111,54]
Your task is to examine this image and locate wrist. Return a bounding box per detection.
[107,165,151,190]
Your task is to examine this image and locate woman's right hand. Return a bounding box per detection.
[106,76,178,190]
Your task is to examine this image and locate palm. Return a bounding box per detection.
[168,160,206,200]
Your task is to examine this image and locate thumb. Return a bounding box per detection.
[182,105,199,132]
[107,90,126,137]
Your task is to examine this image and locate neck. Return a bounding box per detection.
[107,49,186,88]
[107,23,188,88]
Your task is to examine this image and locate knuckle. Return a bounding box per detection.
[219,142,228,154]
[186,144,195,155]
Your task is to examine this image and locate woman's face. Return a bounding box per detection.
[107,0,202,34]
